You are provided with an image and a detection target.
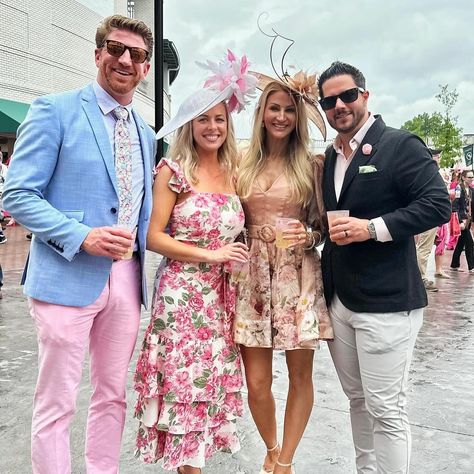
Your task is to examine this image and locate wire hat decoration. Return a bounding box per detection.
[257,12,296,84]
[250,12,327,139]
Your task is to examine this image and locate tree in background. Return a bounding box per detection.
[401,84,463,167]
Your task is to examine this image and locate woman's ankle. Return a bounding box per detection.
[263,443,280,470]
[273,460,294,473]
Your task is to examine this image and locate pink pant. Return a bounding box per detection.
[29,258,141,474]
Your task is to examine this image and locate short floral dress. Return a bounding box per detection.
[234,161,333,350]
[134,158,244,470]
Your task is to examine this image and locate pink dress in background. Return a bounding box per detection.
[447,181,460,249]
[134,158,244,470]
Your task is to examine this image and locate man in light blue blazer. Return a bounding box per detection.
[3,15,155,474]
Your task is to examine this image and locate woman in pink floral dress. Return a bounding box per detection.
[133,73,254,471]
[235,80,333,474]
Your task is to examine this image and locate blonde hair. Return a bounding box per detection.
[237,81,314,205]
[166,104,238,186]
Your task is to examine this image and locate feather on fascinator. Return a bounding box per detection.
[156,50,257,140]
[250,13,327,140]
[198,50,258,113]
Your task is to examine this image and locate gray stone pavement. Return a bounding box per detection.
[1,224,474,473]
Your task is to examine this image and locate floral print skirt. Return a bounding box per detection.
[234,239,333,350]
[134,260,243,470]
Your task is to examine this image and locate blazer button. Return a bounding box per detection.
[110,207,117,214]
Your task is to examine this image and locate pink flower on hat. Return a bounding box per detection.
[200,49,257,113]
[362,144,372,155]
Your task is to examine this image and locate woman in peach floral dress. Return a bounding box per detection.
[235,80,333,474]
[133,83,251,471]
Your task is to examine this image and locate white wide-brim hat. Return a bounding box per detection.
[156,85,234,140]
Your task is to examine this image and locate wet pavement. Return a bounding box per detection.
[1,224,473,473]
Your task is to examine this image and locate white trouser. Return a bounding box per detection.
[328,295,423,474]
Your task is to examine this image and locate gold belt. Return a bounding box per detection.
[247,224,276,243]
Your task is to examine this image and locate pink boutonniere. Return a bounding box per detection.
[362,144,373,155]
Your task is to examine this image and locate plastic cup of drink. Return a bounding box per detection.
[275,217,295,249]
[114,224,137,259]
[327,210,349,228]
[229,259,249,283]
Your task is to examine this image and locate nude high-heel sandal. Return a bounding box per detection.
[259,443,280,474]
[275,460,295,474]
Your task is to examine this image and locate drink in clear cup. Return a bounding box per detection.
[275,217,295,249]
[327,210,349,228]
[229,259,249,283]
[114,224,137,259]
[228,228,249,282]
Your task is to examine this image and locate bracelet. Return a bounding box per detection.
[313,230,323,246]
[304,227,315,250]
[304,229,322,250]
[304,232,315,250]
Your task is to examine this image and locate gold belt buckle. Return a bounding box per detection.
[257,224,276,243]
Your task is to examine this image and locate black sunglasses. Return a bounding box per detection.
[319,87,365,111]
[103,40,149,64]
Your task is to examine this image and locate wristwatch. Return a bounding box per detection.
[367,220,377,240]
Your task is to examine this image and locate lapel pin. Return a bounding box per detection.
[362,144,373,155]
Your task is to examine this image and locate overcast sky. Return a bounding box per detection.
[162,0,473,141]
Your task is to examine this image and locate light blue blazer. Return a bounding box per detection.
[3,84,155,307]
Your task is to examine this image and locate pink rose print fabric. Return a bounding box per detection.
[134,158,244,470]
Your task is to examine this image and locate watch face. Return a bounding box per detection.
[368,221,377,239]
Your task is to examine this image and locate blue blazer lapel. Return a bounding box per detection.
[80,85,119,196]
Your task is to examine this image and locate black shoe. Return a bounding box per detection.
[0,234,7,244]
[26,232,32,240]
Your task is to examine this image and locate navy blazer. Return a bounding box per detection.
[321,115,451,313]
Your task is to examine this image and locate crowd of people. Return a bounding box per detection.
[415,165,474,293]
[1,12,465,474]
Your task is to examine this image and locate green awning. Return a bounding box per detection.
[0,98,30,134]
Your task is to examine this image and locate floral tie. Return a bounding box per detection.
[113,106,132,226]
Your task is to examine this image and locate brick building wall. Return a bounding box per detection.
[0,0,156,126]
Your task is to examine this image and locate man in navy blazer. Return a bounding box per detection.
[3,15,155,473]
[317,61,451,473]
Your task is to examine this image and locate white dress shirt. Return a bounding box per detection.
[332,114,392,242]
[92,81,145,233]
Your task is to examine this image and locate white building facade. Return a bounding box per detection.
[0,0,177,158]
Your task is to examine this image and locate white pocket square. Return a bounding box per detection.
[359,165,377,174]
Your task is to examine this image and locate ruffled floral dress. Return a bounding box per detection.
[134,158,244,470]
[234,160,333,350]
